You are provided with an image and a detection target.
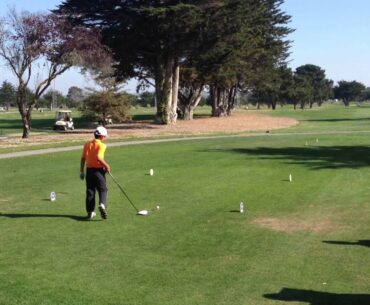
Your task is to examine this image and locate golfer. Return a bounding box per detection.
[80,126,111,220]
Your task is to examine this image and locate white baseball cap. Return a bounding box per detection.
[95,126,108,137]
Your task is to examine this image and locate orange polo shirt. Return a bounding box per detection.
[82,139,106,168]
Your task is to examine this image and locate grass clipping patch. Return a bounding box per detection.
[251,217,338,234]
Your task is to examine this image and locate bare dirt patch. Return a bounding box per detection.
[251,217,337,234]
[0,113,297,149]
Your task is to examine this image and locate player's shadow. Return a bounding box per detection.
[0,213,89,221]
[264,288,370,305]
[323,240,370,248]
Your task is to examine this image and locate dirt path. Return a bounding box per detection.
[0,113,298,158]
[1,113,297,145]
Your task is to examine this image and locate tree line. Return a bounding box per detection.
[56,0,293,123]
[2,67,368,113]
[0,82,83,109]
[54,0,370,115]
[246,64,370,110]
[1,1,369,138]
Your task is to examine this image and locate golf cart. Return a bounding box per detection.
[53,110,74,131]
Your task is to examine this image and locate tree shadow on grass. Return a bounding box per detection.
[109,123,159,130]
[0,118,54,131]
[264,288,370,305]
[131,113,156,121]
[0,213,89,221]
[323,240,370,248]
[303,117,370,123]
[223,145,370,170]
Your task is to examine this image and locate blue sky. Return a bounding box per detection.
[282,0,370,86]
[1,0,370,94]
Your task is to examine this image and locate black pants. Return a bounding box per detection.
[86,168,108,213]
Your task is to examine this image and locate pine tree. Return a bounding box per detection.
[58,0,292,121]
[0,81,16,108]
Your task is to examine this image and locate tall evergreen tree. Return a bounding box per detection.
[334,81,366,106]
[293,74,314,110]
[58,0,206,124]
[182,0,292,116]
[58,0,292,121]
[0,81,16,107]
[295,64,333,108]
[67,86,84,108]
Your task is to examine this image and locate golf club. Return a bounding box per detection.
[108,172,148,216]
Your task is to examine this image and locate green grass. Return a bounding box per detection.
[0,104,370,305]
[258,102,370,134]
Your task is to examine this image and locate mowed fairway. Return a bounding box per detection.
[0,106,370,305]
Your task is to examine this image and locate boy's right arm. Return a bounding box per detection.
[97,156,111,173]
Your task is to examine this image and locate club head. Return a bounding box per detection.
[137,210,148,216]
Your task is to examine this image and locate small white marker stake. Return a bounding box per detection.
[149,169,154,176]
[289,174,292,182]
[316,138,319,143]
[50,191,56,202]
